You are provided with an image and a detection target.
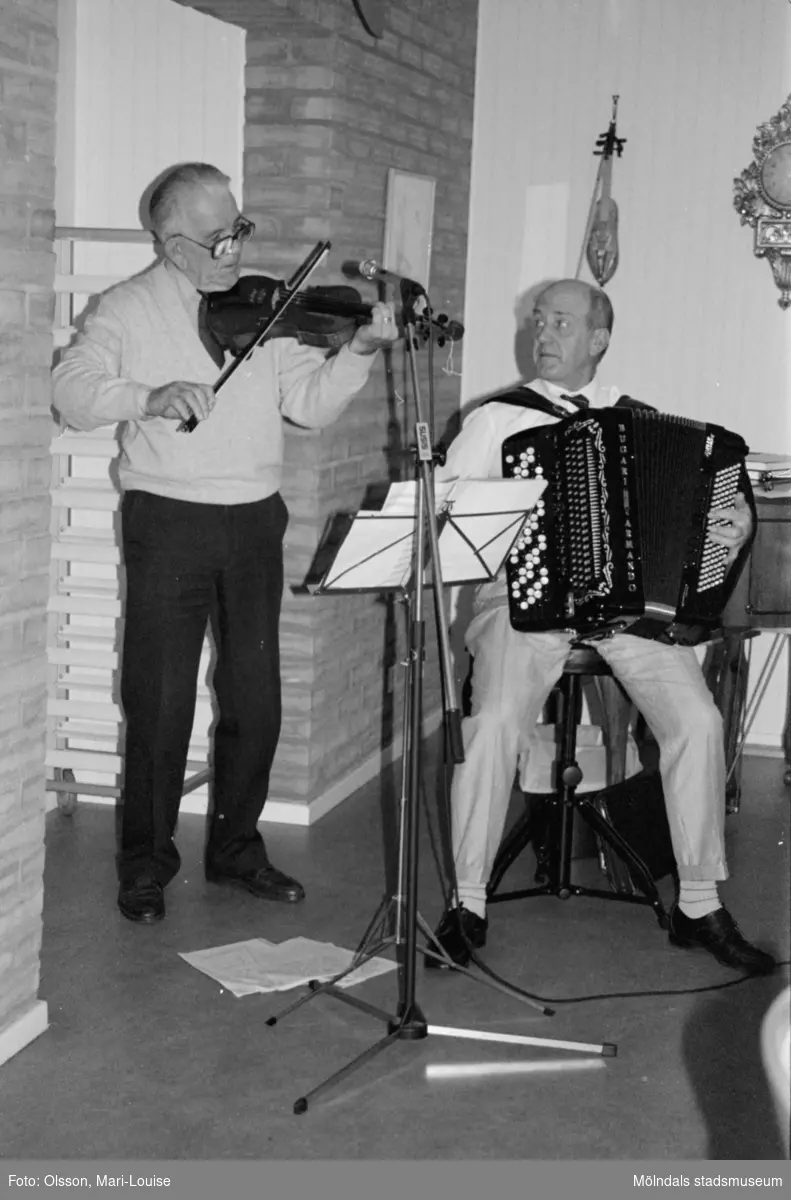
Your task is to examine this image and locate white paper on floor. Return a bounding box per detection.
[179,936,396,997]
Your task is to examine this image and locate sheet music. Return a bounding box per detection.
[180,937,396,997]
[319,511,415,591]
[379,478,457,516]
[319,477,546,591]
[439,478,547,584]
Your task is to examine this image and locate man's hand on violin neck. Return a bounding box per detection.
[348,300,400,355]
[146,381,216,423]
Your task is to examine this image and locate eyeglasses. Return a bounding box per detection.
[166,216,255,260]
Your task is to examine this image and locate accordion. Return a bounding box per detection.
[502,407,752,641]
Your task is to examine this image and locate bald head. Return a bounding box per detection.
[148,162,231,241]
[536,279,613,336]
[532,279,613,390]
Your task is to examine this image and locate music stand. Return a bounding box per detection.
[266,287,617,1113]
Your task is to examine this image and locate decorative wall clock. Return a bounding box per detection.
[734,94,791,309]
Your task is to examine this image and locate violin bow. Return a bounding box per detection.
[178,240,332,433]
[575,95,627,287]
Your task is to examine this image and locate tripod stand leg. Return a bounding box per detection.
[416,910,552,1015]
[352,893,396,957]
[312,980,398,1024]
[293,1027,404,1114]
[426,1025,617,1056]
[575,796,668,927]
[265,940,398,1028]
[265,893,401,1029]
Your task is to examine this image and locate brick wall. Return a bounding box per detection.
[0,0,57,1047]
[183,0,478,810]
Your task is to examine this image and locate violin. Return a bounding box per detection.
[585,95,626,287]
[204,273,464,355]
[179,239,463,433]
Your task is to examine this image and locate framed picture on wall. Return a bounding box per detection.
[382,168,436,290]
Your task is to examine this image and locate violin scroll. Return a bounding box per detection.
[593,94,627,162]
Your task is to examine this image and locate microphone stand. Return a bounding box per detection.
[265,279,616,1113]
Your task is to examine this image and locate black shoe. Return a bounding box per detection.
[118,876,165,924]
[205,863,306,903]
[425,906,488,970]
[669,905,775,975]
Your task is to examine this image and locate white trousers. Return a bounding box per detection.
[452,606,728,914]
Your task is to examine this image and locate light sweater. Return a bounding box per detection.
[52,260,378,505]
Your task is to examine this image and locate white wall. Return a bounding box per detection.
[56,0,245,286]
[56,0,245,230]
[463,0,791,749]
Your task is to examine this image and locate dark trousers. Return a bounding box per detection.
[119,490,288,887]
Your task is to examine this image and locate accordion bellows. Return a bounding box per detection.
[502,407,750,640]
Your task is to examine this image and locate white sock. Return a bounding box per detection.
[678,880,721,919]
[454,888,487,920]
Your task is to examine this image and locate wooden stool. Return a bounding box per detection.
[486,643,669,930]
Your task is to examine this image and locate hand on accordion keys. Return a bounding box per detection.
[706,491,753,567]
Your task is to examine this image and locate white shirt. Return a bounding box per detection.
[438,376,622,483]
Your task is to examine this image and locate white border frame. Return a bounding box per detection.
[382,168,436,290]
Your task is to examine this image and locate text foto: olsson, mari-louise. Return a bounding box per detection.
[8,1176,172,1188]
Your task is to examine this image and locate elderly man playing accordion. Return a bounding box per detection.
[427,278,775,977]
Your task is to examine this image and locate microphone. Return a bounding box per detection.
[341,258,426,292]
[342,258,465,342]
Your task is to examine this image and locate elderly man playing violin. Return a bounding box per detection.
[53,162,398,924]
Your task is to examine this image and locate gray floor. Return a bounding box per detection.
[1,747,789,1161]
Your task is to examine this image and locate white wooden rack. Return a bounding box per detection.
[46,227,211,814]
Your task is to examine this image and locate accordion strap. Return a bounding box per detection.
[480,385,571,420]
[480,385,657,419]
